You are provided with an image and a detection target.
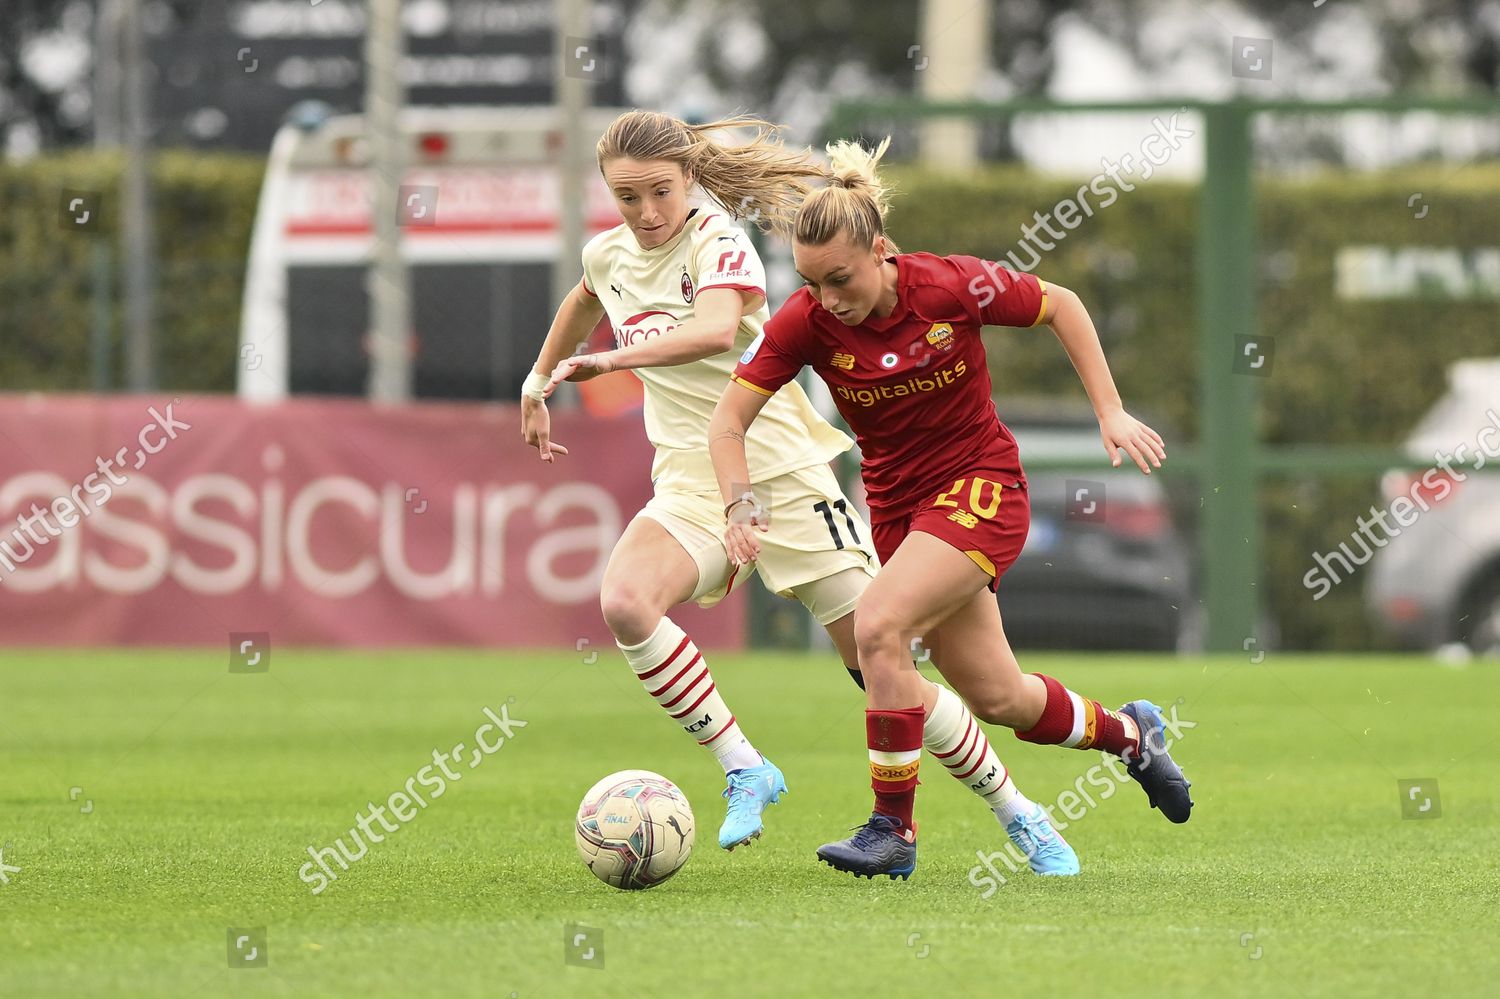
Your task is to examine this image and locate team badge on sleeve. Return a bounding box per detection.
[681,269,694,303]
[740,331,765,364]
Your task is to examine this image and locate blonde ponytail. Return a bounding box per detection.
[795,136,899,252]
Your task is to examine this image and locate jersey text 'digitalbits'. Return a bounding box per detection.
[834,360,968,408]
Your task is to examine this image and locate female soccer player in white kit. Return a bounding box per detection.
[521,110,1074,872]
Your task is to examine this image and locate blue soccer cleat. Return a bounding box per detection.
[1004,802,1080,876]
[718,757,787,850]
[816,813,917,880]
[1120,699,1194,823]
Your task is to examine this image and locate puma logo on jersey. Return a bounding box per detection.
[610,282,624,298]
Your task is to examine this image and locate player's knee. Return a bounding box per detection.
[599,584,662,645]
[852,604,903,661]
[968,683,1027,726]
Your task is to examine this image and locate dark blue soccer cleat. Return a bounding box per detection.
[1120,699,1194,823]
[816,813,917,880]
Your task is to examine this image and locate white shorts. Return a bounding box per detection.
[636,463,877,626]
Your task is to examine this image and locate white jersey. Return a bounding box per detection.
[581,207,852,492]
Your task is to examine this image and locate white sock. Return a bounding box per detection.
[924,683,1032,823]
[619,617,760,773]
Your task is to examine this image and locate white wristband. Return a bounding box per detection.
[522,370,550,401]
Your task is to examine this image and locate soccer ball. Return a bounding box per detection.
[575,770,695,890]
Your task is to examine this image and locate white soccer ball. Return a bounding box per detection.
[575,769,695,890]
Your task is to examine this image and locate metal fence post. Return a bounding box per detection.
[91,242,113,391]
[1196,102,1261,651]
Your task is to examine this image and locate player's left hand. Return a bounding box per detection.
[543,352,616,396]
[1099,407,1165,474]
[724,498,770,566]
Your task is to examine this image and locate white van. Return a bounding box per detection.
[237,104,623,402]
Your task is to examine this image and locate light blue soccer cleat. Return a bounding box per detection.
[1004,802,1080,876]
[718,757,788,850]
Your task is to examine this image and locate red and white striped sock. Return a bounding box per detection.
[618,617,760,773]
[1015,674,1140,759]
[924,683,1031,824]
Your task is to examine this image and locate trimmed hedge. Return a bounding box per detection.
[3,152,1496,647]
[0,150,264,392]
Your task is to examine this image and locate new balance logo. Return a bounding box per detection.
[685,713,713,733]
[831,352,856,370]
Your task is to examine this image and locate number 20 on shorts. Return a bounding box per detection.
[932,476,1005,519]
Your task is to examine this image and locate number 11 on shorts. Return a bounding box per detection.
[813,498,862,549]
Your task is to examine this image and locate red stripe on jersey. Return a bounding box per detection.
[670,682,717,720]
[636,636,691,681]
[581,278,599,298]
[696,283,765,300]
[660,665,709,709]
[697,713,737,745]
[933,718,976,759]
[697,213,721,231]
[647,652,703,698]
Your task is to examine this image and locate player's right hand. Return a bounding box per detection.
[521,395,570,463]
[724,499,769,565]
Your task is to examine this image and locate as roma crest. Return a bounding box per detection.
[925,322,955,351]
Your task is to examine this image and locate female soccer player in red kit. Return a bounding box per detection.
[709,138,1193,879]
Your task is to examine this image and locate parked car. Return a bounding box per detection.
[999,400,1197,651]
[1368,359,1500,655]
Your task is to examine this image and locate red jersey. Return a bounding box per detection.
[731,252,1048,521]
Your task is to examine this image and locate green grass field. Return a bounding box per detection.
[2,648,1497,997]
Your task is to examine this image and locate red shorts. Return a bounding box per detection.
[870,471,1029,593]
